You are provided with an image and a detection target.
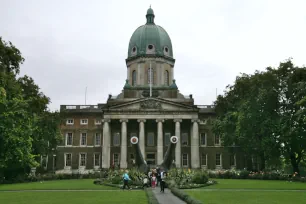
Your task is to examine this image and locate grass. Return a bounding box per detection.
[206,179,306,190]
[185,179,306,204]
[0,191,147,204]
[0,179,147,204]
[0,179,115,190]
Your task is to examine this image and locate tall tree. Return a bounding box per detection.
[0,37,62,180]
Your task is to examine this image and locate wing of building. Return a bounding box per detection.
[47,7,243,174]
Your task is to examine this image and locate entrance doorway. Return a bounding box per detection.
[146,153,156,168]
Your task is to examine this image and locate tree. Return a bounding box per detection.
[213,59,306,173]
[271,60,306,174]
[213,70,280,171]
[0,37,62,180]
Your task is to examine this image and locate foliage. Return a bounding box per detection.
[145,188,160,204]
[0,37,62,181]
[213,59,306,173]
[207,169,306,182]
[170,187,203,204]
[192,171,209,184]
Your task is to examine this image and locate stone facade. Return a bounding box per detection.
[49,8,245,173]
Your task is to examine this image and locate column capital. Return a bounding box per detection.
[191,119,200,123]
[156,119,165,123]
[102,119,111,123]
[137,119,146,123]
[120,119,129,123]
[174,119,182,123]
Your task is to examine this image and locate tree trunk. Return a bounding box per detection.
[290,153,300,175]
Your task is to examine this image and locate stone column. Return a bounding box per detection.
[102,119,111,169]
[174,119,182,168]
[191,119,200,168]
[120,119,128,169]
[156,119,164,165]
[138,119,146,157]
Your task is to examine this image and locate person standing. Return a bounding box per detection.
[122,170,131,190]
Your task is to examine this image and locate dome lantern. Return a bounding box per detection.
[146,6,155,25]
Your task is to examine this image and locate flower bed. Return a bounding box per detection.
[207,169,306,182]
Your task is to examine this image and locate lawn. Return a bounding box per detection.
[0,191,147,204]
[0,179,147,204]
[185,179,306,204]
[206,179,306,190]
[0,179,115,190]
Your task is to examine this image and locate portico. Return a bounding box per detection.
[101,113,200,169]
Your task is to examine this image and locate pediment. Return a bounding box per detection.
[107,98,197,111]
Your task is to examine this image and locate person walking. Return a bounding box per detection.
[151,173,157,188]
[160,171,167,193]
[122,170,132,190]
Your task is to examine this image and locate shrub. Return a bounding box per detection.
[170,187,203,204]
[145,188,159,204]
[191,172,208,184]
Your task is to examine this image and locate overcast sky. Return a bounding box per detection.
[1,0,305,111]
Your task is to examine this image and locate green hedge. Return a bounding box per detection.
[145,188,160,204]
[170,187,203,204]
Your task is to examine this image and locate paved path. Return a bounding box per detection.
[151,188,186,204]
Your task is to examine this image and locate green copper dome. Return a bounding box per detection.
[127,7,174,60]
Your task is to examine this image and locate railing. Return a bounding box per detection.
[197,105,215,109]
[61,105,100,110]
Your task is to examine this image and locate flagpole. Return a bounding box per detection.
[85,87,87,105]
[150,62,152,97]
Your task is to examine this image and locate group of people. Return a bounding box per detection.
[143,168,167,193]
[122,168,167,193]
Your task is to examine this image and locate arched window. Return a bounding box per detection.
[148,67,154,84]
[165,70,169,85]
[132,70,136,86]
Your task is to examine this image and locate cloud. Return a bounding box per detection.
[1,0,305,111]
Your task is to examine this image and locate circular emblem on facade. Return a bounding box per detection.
[130,136,139,144]
[170,136,178,144]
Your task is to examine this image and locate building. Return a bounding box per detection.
[52,7,243,173]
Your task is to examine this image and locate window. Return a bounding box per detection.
[216,153,221,166]
[41,155,48,168]
[200,132,206,146]
[113,153,119,165]
[94,154,100,167]
[230,154,236,166]
[113,132,120,146]
[182,133,188,146]
[66,133,73,146]
[95,133,101,146]
[147,132,154,146]
[129,133,137,146]
[182,153,188,167]
[215,135,221,145]
[65,153,72,167]
[147,67,154,84]
[66,119,74,125]
[79,153,86,167]
[95,119,101,125]
[201,153,207,166]
[148,44,154,50]
[164,133,171,146]
[80,119,88,125]
[80,133,87,146]
[164,70,169,85]
[132,70,136,86]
